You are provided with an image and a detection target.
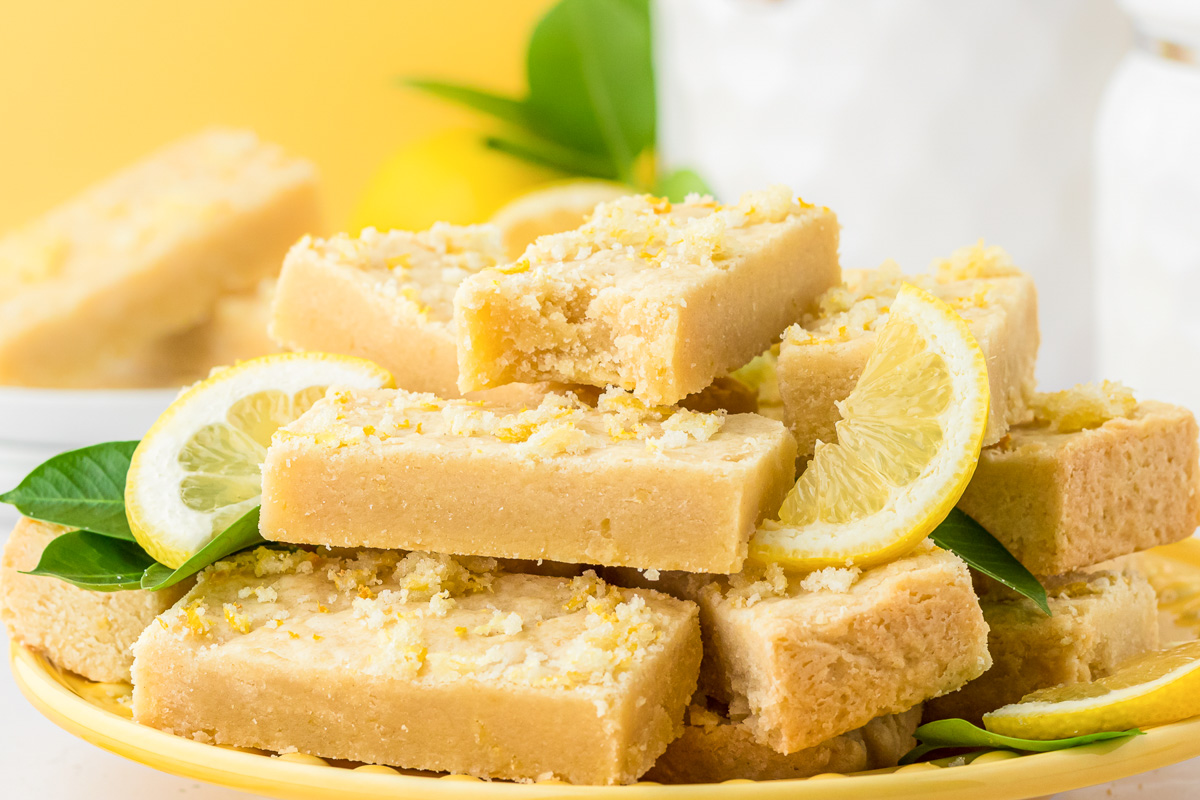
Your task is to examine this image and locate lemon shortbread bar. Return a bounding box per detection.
[777,244,1039,457]
[260,387,796,573]
[0,128,319,387]
[182,279,280,370]
[271,225,506,398]
[925,560,1157,724]
[0,518,189,682]
[454,187,840,405]
[958,384,1200,576]
[131,549,700,785]
[103,281,282,389]
[646,704,921,783]
[608,543,990,753]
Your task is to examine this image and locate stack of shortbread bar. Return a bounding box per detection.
[3,164,1198,785]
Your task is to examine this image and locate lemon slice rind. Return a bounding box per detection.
[126,352,393,568]
[983,640,1200,739]
[750,284,990,570]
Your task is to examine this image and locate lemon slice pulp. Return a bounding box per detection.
[489,179,632,259]
[984,640,1200,739]
[126,353,393,567]
[750,284,990,569]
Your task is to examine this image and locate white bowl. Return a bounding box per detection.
[0,387,178,526]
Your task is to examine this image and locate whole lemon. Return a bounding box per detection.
[352,128,565,233]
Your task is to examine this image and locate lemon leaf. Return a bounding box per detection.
[20,505,266,593]
[140,505,265,591]
[400,0,714,194]
[485,134,616,179]
[403,79,532,128]
[22,529,155,591]
[654,168,714,202]
[931,509,1050,615]
[900,718,1141,765]
[0,441,138,540]
[526,0,655,182]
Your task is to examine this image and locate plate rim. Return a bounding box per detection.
[12,637,1200,800]
[14,538,1200,798]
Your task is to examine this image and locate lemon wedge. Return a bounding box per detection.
[126,353,393,567]
[984,640,1200,739]
[749,284,990,569]
[489,179,633,259]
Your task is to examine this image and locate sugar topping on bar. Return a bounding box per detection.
[931,240,1023,282]
[281,386,727,459]
[786,242,1020,347]
[156,547,676,691]
[509,186,815,275]
[455,183,839,404]
[292,224,503,324]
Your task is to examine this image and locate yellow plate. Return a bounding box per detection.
[12,538,1200,800]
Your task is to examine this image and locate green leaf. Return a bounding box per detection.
[931,509,1050,615]
[900,718,1142,765]
[141,506,266,591]
[609,0,651,24]
[1,442,137,540]
[654,168,715,202]
[403,79,531,128]
[23,529,155,591]
[485,134,616,179]
[525,0,656,182]
[22,505,266,593]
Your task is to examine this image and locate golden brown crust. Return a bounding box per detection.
[957,400,1200,575]
[926,561,1158,724]
[605,545,990,754]
[646,705,921,783]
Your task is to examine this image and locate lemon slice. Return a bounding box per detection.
[126,353,393,567]
[984,640,1200,739]
[749,284,990,569]
[489,179,632,259]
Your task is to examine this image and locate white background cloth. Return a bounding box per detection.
[1095,46,1200,412]
[655,0,1131,390]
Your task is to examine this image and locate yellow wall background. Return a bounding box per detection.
[0,0,554,232]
